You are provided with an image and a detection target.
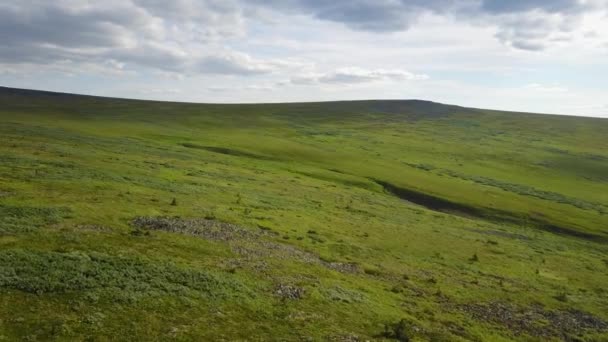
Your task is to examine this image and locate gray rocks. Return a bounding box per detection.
[459,302,608,338]
[274,284,305,300]
[132,216,264,241]
[131,216,360,275]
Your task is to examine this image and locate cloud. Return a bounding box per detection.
[0,0,273,76]
[138,88,182,94]
[523,83,569,93]
[207,84,276,92]
[489,8,586,50]
[245,0,455,32]
[196,52,276,75]
[245,0,605,50]
[0,0,606,81]
[480,0,584,14]
[290,67,428,85]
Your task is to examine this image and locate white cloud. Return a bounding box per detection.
[137,88,182,95]
[195,52,277,75]
[523,83,569,93]
[290,67,429,85]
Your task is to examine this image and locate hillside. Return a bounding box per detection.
[0,86,607,341]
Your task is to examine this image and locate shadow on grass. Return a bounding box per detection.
[374,180,607,243]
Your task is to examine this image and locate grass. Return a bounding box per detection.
[0,86,607,341]
[0,249,248,299]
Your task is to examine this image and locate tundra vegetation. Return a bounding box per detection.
[0,87,607,341]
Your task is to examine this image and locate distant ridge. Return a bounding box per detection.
[0,85,452,107]
[0,85,603,120]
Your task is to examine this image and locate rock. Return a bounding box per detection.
[275,284,305,300]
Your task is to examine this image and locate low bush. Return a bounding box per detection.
[0,204,70,233]
[0,249,247,301]
[381,319,412,341]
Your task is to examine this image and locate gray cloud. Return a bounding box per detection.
[245,0,602,50]
[0,0,605,76]
[245,0,457,32]
[0,2,146,48]
[0,0,271,75]
[196,53,276,75]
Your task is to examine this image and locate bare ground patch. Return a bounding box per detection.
[274,283,306,300]
[131,216,360,275]
[458,302,608,339]
[131,216,263,241]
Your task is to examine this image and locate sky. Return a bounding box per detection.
[1,0,608,117]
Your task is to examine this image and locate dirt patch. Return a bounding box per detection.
[459,302,608,339]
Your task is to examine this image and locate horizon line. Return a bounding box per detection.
[1,85,605,120]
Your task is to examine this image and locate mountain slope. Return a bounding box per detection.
[0,86,607,341]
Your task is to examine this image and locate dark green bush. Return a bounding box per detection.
[0,204,70,233]
[0,249,247,301]
[382,319,411,341]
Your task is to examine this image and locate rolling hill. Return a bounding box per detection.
[0,86,607,341]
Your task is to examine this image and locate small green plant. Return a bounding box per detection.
[381,319,411,341]
[130,229,150,237]
[554,293,569,302]
[363,266,382,276]
[391,285,404,293]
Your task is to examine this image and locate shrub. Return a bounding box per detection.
[470,253,479,262]
[0,249,247,300]
[322,286,366,303]
[363,266,382,276]
[554,293,569,302]
[391,285,404,293]
[0,204,71,233]
[382,319,411,341]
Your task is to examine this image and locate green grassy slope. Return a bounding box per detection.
[0,86,607,341]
